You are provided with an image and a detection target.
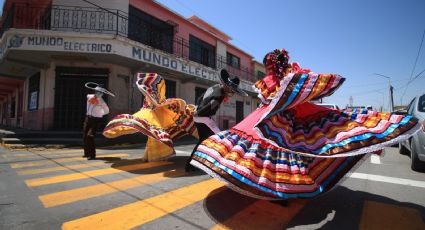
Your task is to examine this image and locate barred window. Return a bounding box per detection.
[28,72,40,111]
[165,79,176,98]
[256,70,265,80]
[227,52,240,69]
[189,35,216,68]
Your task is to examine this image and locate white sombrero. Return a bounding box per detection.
[85,82,115,97]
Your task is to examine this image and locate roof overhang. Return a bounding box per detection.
[0,29,256,93]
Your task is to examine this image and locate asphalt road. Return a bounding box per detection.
[0,145,424,230]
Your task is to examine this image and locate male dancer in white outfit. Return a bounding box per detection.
[83,83,115,160]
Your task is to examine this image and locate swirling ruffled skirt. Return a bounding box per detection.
[190,103,420,199]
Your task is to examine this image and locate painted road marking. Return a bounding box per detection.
[175,150,191,155]
[286,210,335,230]
[10,149,108,157]
[17,161,106,175]
[211,199,309,230]
[370,154,381,164]
[39,169,185,208]
[359,200,424,229]
[25,161,172,187]
[9,153,128,169]
[11,151,104,158]
[349,172,425,189]
[62,179,224,230]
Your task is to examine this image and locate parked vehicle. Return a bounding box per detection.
[397,93,425,171]
[316,103,340,110]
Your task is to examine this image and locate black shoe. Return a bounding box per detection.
[185,163,199,172]
[270,200,288,207]
[88,157,96,160]
[82,155,89,158]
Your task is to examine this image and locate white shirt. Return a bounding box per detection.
[86,94,110,117]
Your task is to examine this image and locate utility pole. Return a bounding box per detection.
[373,73,394,112]
[390,85,394,113]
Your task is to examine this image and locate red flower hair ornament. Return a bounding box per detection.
[263,48,290,76]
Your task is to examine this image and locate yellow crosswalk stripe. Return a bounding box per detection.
[40,169,185,208]
[10,153,128,169]
[62,179,224,230]
[11,151,105,158]
[17,161,106,175]
[41,149,106,154]
[359,200,425,230]
[210,199,308,230]
[25,161,172,187]
[8,149,107,158]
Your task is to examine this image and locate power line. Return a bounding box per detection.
[336,87,387,96]
[401,28,425,102]
[395,67,425,90]
[347,78,409,88]
[171,0,258,56]
[81,0,128,19]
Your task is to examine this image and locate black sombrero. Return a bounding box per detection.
[219,69,248,96]
[85,82,115,97]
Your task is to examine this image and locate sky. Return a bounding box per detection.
[154,0,425,111]
[1,0,424,111]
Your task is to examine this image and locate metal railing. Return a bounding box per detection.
[0,4,256,82]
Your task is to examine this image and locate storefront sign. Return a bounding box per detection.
[132,46,219,82]
[4,35,113,53]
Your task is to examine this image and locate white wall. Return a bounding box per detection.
[216,40,227,69]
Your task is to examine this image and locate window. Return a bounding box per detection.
[128,6,174,53]
[189,35,216,68]
[227,52,240,69]
[165,79,176,98]
[28,72,40,111]
[418,95,425,112]
[10,97,15,118]
[256,70,265,80]
[236,101,244,123]
[222,119,229,129]
[195,87,207,105]
[407,98,416,114]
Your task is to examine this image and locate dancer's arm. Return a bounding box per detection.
[195,99,221,116]
[139,86,159,108]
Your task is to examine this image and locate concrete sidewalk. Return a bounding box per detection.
[0,125,198,149]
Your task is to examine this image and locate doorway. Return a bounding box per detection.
[54,67,109,130]
[236,101,244,124]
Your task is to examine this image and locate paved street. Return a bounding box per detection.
[0,145,424,230]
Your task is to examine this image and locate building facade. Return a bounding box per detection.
[0,0,262,131]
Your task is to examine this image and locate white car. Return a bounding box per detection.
[398,94,425,171]
[316,103,340,110]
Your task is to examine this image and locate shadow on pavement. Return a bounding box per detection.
[202,185,425,230]
[285,186,425,230]
[109,156,205,178]
[93,156,123,163]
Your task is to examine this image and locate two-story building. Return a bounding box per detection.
[0,0,262,131]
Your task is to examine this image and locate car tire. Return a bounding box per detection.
[410,140,425,172]
[398,143,409,155]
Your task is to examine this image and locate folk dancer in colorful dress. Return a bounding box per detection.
[103,73,197,162]
[188,48,421,200]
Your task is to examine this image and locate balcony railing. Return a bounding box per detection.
[0,4,256,82]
